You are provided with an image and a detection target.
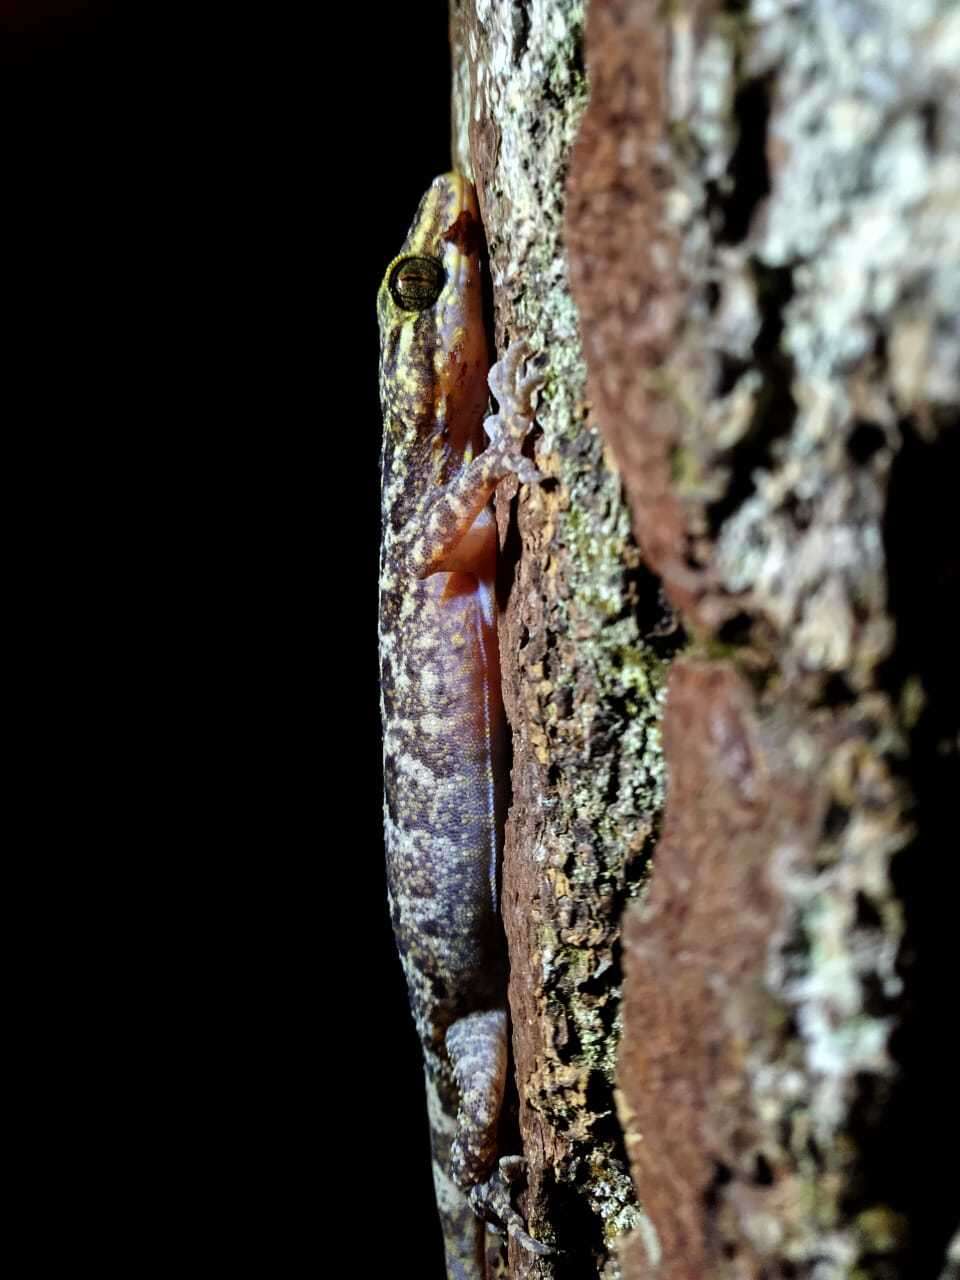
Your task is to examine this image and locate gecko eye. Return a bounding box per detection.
[389,256,445,312]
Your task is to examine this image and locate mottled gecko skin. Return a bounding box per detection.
[377,174,546,1279]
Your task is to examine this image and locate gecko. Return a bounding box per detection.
[378,172,549,1279]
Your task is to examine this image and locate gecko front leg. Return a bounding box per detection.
[395,339,545,584]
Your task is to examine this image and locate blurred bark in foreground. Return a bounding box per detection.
[452,1,959,1276]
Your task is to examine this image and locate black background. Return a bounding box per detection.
[7,2,453,1271]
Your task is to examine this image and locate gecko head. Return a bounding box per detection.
[378,173,491,456]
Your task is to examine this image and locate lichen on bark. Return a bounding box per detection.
[452,1,674,1273]
[452,1,958,1277]
[565,2,959,1278]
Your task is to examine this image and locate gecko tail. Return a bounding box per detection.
[430,1143,489,1278]
[426,1072,489,1279]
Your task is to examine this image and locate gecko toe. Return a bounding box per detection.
[514,459,545,486]
[467,1156,555,1258]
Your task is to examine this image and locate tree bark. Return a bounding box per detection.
[451,2,960,1277]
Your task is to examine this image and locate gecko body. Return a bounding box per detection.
[377,174,545,1279]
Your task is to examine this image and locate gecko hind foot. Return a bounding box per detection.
[468,1155,554,1258]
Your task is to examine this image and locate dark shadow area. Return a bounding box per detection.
[5,3,457,1275]
[871,417,960,1276]
[706,263,798,535]
[709,73,773,247]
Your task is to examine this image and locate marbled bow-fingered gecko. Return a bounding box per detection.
[378,173,547,1278]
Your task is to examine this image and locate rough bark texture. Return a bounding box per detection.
[453,2,671,1274]
[453,1,959,1277]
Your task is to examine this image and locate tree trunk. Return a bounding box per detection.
[451,2,960,1277]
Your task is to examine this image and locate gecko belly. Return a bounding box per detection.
[381,569,506,1039]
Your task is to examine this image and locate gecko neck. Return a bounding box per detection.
[380,413,480,542]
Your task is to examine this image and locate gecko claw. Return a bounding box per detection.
[518,366,546,410]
